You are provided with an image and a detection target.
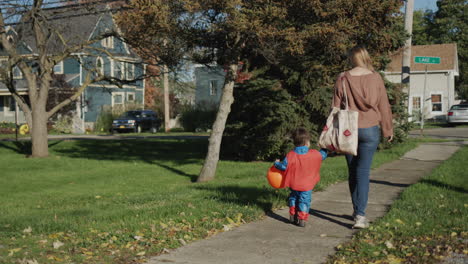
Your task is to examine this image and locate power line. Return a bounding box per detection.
[2,0,129,26]
[0,0,127,10]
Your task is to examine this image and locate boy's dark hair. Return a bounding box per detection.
[292,127,310,147]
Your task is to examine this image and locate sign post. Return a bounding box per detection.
[414,56,440,135]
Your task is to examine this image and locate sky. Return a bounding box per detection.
[414,0,438,11]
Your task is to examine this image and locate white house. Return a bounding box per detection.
[384,43,459,121]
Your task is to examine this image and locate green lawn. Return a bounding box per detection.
[327,146,468,264]
[0,139,418,264]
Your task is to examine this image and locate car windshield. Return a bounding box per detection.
[450,105,468,110]
[121,111,142,118]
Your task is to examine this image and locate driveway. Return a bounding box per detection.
[409,127,468,140]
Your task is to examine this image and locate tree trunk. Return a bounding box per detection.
[30,104,49,158]
[197,63,238,182]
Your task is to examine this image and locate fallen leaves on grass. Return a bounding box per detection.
[52,240,64,249]
[327,232,467,264]
[1,213,250,264]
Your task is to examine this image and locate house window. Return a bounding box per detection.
[112,92,124,106]
[127,93,135,102]
[412,96,421,110]
[0,59,22,79]
[13,66,22,79]
[96,57,104,76]
[0,96,15,113]
[6,96,15,111]
[126,63,135,80]
[431,94,442,112]
[113,60,123,79]
[209,80,217,96]
[101,37,114,49]
[53,61,64,74]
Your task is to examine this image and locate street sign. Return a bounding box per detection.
[414,56,440,64]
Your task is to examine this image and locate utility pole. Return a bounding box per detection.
[163,63,170,133]
[401,0,414,118]
[162,38,170,133]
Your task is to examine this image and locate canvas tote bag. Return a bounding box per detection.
[318,75,359,156]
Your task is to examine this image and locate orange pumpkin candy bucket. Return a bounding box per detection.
[266,166,285,189]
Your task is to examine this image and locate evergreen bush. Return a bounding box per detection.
[222,78,314,161]
[94,109,115,133]
[222,74,411,160]
[379,77,412,149]
[179,103,217,132]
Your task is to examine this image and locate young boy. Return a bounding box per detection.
[274,127,327,227]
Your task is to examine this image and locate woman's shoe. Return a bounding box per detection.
[352,215,369,229]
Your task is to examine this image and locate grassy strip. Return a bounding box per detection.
[410,122,468,129]
[0,139,418,264]
[0,131,210,140]
[327,146,468,264]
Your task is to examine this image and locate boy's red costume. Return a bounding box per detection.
[283,149,322,191]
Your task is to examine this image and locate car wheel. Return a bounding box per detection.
[111,129,118,134]
[150,126,158,133]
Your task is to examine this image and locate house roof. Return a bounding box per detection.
[385,43,458,73]
[0,79,28,92]
[14,3,135,57]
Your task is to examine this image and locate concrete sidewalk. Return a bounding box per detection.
[146,142,462,264]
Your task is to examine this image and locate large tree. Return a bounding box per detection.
[120,0,408,180]
[430,0,467,100]
[119,0,311,182]
[0,1,134,157]
[223,0,408,161]
[411,0,468,99]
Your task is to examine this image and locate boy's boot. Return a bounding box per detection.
[297,211,309,227]
[289,206,297,224]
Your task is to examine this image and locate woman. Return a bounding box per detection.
[332,46,393,229]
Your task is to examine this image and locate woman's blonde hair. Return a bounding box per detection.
[348,46,374,71]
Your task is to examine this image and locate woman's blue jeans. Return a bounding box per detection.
[345,125,380,217]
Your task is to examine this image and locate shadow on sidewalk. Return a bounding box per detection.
[266,211,290,223]
[310,209,353,229]
[370,179,410,188]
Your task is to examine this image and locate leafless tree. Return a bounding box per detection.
[0,0,137,157]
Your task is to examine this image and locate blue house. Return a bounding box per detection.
[194,65,226,107]
[0,4,145,132]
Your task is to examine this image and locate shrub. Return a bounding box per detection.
[0,122,16,134]
[95,104,142,133]
[179,103,217,132]
[95,109,117,133]
[379,78,412,149]
[52,115,73,134]
[170,127,185,132]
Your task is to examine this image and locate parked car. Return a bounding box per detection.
[112,110,161,133]
[447,104,468,126]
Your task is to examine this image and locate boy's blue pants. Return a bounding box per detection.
[288,189,312,213]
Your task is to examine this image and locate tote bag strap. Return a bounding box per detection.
[341,74,350,111]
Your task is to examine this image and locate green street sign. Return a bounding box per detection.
[414,56,441,64]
